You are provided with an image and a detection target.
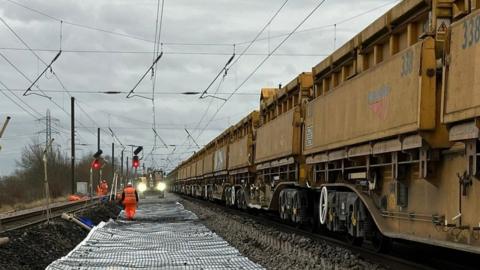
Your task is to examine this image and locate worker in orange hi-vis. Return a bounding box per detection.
[96,184,102,196]
[121,182,139,220]
[96,180,109,196]
[100,180,109,195]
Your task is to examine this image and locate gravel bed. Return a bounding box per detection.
[0,201,120,270]
[181,198,386,270]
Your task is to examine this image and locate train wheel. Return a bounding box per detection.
[231,187,236,207]
[291,192,299,223]
[224,187,231,206]
[236,189,247,210]
[346,208,363,246]
[279,194,286,220]
[318,186,328,225]
[371,228,392,253]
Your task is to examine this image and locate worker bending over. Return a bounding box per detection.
[121,182,139,220]
[96,180,109,196]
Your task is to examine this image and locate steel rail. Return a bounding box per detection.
[0,198,100,233]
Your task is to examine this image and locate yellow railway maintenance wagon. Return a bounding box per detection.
[193,149,205,198]
[434,3,480,253]
[301,0,480,253]
[173,0,480,255]
[186,158,196,196]
[208,127,232,200]
[250,73,313,213]
[202,141,215,200]
[225,112,259,208]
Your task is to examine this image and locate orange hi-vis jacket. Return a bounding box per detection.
[100,182,108,194]
[123,186,138,205]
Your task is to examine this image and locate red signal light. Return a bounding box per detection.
[92,159,101,170]
[132,155,139,168]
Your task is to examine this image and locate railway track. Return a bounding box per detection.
[0,198,99,233]
[181,195,476,270]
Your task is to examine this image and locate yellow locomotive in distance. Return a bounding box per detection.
[136,169,166,198]
[172,0,480,254]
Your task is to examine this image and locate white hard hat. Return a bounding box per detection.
[127,182,133,186]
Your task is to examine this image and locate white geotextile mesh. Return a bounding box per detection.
[47,196,264,269]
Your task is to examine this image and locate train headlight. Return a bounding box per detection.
[157,182,166,191]
[137,183,147,193]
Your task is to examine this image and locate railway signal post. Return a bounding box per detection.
[90,150,103,197]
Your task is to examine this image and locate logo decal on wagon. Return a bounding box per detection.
[305,125,313,147]
[368,85,391,120]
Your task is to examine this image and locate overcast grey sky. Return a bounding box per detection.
[0,0,399,176]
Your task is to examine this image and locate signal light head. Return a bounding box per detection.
[92,159,101,170]
[132,155,139,168]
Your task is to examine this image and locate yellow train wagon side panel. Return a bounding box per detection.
[443,9,480,123]
[178,168,183,180]
[185,164,190,179]
[196,159,203,177]
[228,135,251,170]
[255,107,301,163]
[304,38,436,154]
[188,163,195,179]
[203,152,214,174]
[214,145,228,172]
[182,167,187,180]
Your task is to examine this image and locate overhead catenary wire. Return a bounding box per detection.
[75,100,110,146]
[3,0,230,47]
[177,0,291,153]
[0,80,41,120]
[0,16,61,99]
[0,80,43,118]
[108,127,125,148]
[0,52,72,116]
[3,0,398,49]
[196,0,329,141]
[126,52,163,99]
[0,87,259,96]
[185,0,397,158]
[148,0,167,169]
[149,0,166,167]
[77,126,224,131]
[199,52,235,99]
[0,48,329,56]
[184,128,200,149]
[0,16,101,145]
[233,0,400,45]
[24,50,62,97]
[152,128,168,148]
[199,0,288,101]
[228,0,289,72]
[74,104,247,129]
[0,51,91,143]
